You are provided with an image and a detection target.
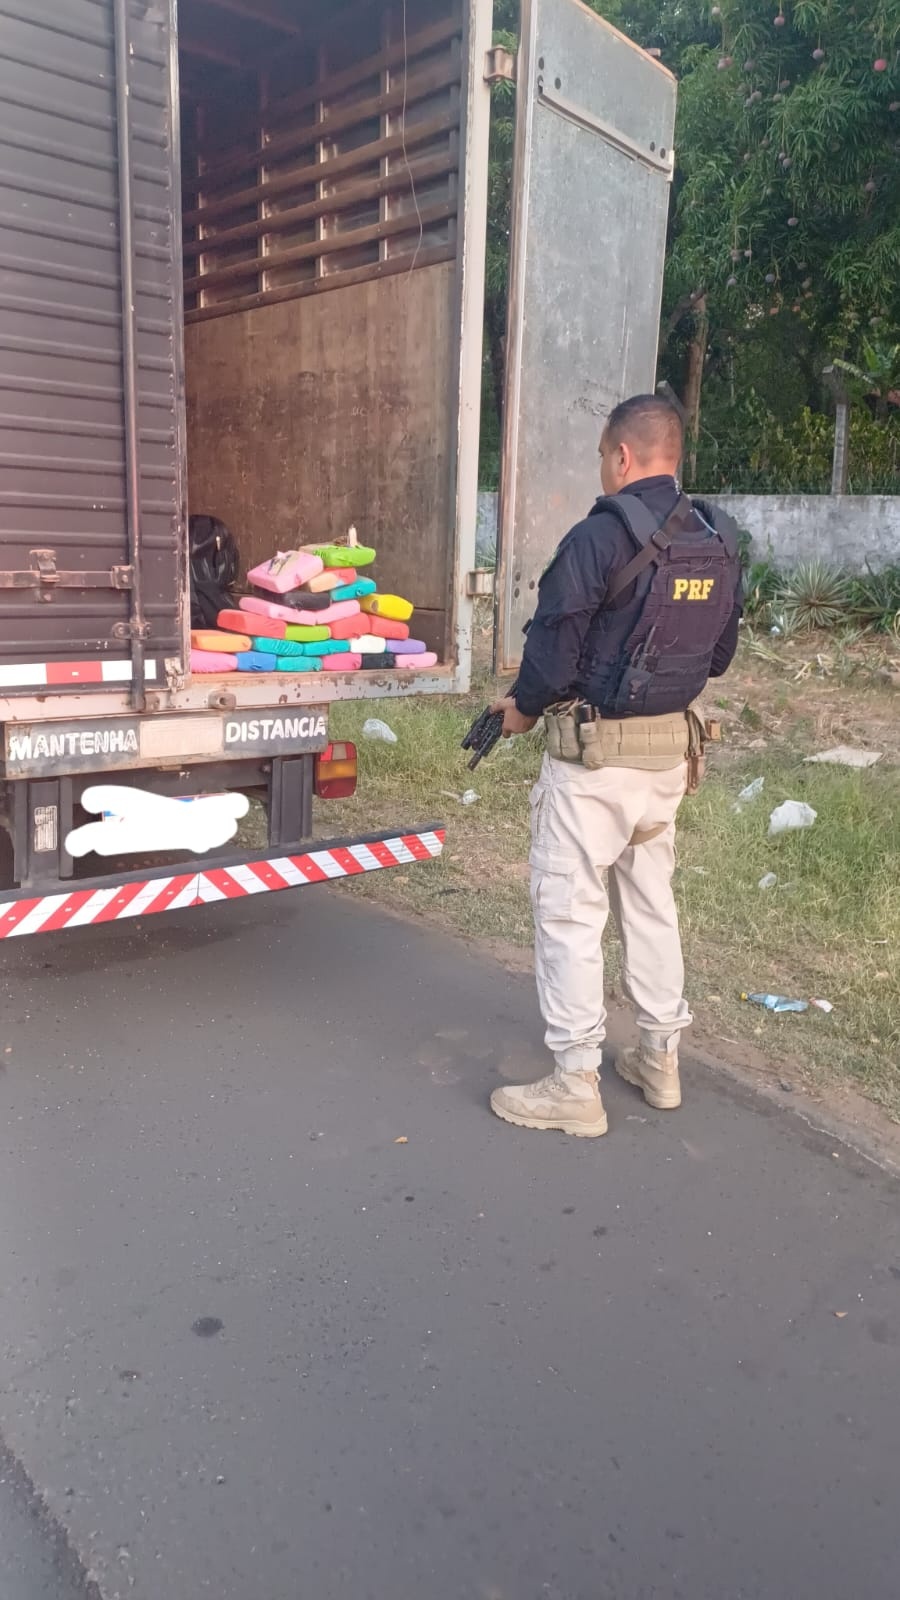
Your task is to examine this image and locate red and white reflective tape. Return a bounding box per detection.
[0,829,445,939]
[0,659,158,690]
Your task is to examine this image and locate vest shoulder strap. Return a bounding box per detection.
[592,493,661,550]
[602,493,694,604]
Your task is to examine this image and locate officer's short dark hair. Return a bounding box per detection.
[603,394,683,462]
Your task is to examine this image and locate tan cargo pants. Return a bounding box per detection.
[530,753,693,1073]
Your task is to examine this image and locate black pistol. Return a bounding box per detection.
[461,683,519,771]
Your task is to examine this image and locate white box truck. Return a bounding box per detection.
[0,0,675,936]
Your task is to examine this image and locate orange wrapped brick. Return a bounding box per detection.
[363,614,410,641]
[191,628,252,653]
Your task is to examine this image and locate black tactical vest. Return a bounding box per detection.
[597,493,740,717]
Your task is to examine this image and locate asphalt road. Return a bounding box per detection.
[1,887,899,1600]
[0,1442,96,1600]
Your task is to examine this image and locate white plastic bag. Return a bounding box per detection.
[768,800,817,837]
[362,718,397,744]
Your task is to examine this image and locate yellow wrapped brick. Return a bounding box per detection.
[359,593,413,622]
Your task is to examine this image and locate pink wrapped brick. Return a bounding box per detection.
[321,653,363,671]
[240,595,360,627]
[191,648,238,673]
[394,651,438,670]
[247,550,323,594]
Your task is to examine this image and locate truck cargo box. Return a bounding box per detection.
[0,0,491,716]
[0,0,676,925]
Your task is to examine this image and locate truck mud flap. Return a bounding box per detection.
[0,827,444,939]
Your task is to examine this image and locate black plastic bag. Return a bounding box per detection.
[189,515,239,628]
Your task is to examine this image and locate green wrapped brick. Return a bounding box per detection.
[269,623,329,643]
[312,543,376,568]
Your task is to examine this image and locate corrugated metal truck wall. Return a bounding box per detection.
[0,0,185,702]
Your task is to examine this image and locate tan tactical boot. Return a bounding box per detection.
[616,1037,682,1110]
[490,1069,608,1137]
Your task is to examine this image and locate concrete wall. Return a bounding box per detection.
[705,495,900,569]
[474,492,900,571]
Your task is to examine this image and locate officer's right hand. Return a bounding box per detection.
[490,697,538,738]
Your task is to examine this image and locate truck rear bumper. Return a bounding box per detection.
[0,826,444,939]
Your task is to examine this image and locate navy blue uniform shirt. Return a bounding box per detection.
[514,475,743,719]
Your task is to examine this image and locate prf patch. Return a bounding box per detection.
[672,577,716,601]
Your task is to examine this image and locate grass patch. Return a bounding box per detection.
[313,673,900,1118]
[317,695,539,945]
[676,757,900,1110]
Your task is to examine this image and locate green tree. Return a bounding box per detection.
[481,0,900,489]
[669,1,900,325]
[833,334,900,415]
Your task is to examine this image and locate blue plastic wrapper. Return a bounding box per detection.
[743,992,809,1014]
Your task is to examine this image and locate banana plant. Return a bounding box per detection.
[832,338,900,418]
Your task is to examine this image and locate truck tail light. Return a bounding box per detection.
[314,741,358,800]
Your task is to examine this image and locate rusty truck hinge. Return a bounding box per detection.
[484,46,516,84]
[112,617,152,641]
[467,569,495,598]
[0,549,135,602]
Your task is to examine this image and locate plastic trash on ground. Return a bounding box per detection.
[440,788,481,806]
[768,800,817,836]
[742,992,809,1014]
[804,747,882,769]
[742,992,834,1015]
[732,775,765,813]
[758,872,778,890]
[362,718,398,744]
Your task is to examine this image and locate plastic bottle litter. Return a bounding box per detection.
[742,992,809,1014]
[758,872,778,890]
[362,717,398,744]
[732,775,764,812]
[768,800,817,836]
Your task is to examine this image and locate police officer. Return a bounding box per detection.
[489,394,742,1138]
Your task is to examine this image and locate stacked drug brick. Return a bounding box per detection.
[189,534,437,675]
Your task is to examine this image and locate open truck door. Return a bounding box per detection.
[0,0,186,706]
[494,0,676,672]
